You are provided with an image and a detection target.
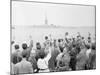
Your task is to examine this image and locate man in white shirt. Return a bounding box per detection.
[37,47,52,73]
[86,45,91,58]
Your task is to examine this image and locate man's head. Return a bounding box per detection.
[53,39,57,45]
[91,43,96,50]
[82,37,84,40]
[39,51,46,59]
[86,44,90,49]
[11,41,15,45]
[58,39,61,43]
[14,44,19,50]
[72,44,76,48]
[65,32,68,36]
[36,42,41,49]
[45,36,48,40]
[11,55,17,64]
[77,35,80,39]
[22,43,27,50]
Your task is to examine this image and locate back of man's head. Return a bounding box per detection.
[86,44,90,49]
[14,44,19,50]
[65,32,68,35]
[45,36,48,40]
[39,51,46,59]
[58,39,61,43]
[22,43,27,50]
[36,42,41,49]
[91,43,96,50]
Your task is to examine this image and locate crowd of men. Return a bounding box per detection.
[11,32,96,75]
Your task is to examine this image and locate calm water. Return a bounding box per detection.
[12,26,95,47]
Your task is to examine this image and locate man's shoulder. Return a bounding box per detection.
[25,60,32,65]
[11,52,18,58]
[56,53,63,60]
[20,60,32,68]
[15,62,21,68]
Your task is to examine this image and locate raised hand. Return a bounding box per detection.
[29,35,32,39]
[30,40,33,47]
[29,35,33,47]
[88,32,91,36]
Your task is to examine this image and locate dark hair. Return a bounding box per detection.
[36,42,40,46]
[36,42,41,49]
[11,41,15,45]
[91,44,96,50]
[86,45,90,49]
[58,39,61,43]
[88,36,91,40]
[65,32,68,35]
[22,43,27,50]
[11,56,17,64]
[77,35,80,38]
[45,36,48,40]
[59,46,64,53]
[72,38,75,40]
[39,51,46,59]
[14,44,19,50]
[82,37,84,39]
[72,44,76,48]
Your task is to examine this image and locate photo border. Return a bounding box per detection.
[10,0,96,74]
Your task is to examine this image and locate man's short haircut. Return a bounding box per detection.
[65,32,68,35]
[88,36,91,39]
[14,44,19,50]
[36,42,40,46]
[77,35,80,38]
[82,37,84,39]
[86,44,90,49]
[91,43,96,50]
[22,43,27,50]
[39,51,46,59]
[45,36,48,40]
[12,56,17,64]
[58,39,61,43]
[72,44,76,48]
[11,41,15,45]
[72,38,75,40]
[59,46,64,53]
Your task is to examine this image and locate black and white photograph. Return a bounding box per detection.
[11,0,96,75]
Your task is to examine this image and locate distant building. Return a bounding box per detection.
[45,13,48,25]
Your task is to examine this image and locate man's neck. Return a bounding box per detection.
[15,49,19,52]
[22,58,26,61]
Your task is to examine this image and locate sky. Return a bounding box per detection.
[12,1,95,27]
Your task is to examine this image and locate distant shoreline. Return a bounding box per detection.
[12,25,95,29]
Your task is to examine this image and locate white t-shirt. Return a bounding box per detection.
[86,49,92,58]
